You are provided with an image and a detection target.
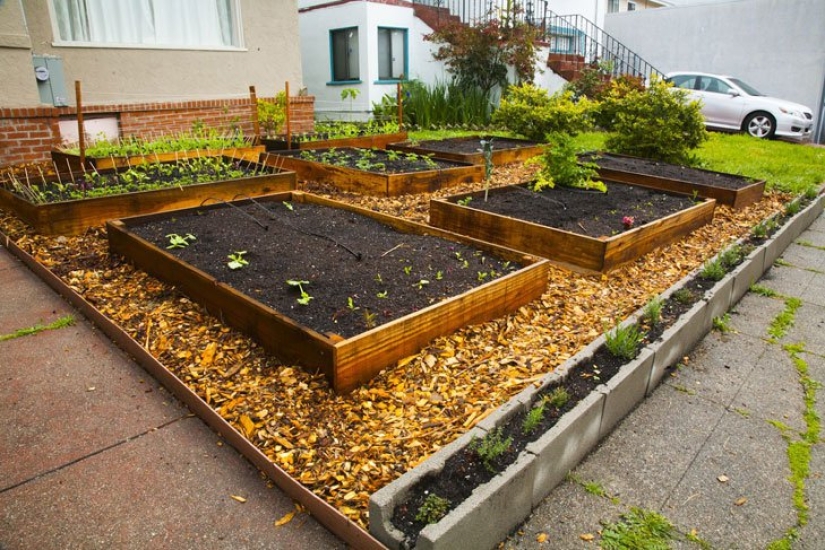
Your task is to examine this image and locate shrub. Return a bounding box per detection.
[493,84,592,140]
[590,75,646,130]
[257,92,287,136]
[603,77,708,166]
[529,133,605,192]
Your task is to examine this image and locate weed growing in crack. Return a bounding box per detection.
[0,314,75,342]
[750,284,779,298]
[604,320,643,360]
[415,493,451,525]
[768,297,801,342]
[600,507,674,550]
[712,313,734,333]
[469,428,512,473]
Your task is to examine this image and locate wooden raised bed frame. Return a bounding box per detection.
[590,152,765,209]
[260,148,483,197]
[107,192,549,393]
[0,159,296,236]
[430,185,717,273]
[387,136,543,165]
[50,145,266,172]
[262,131,408,152]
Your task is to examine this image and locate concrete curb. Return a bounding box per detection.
[368,192,825,550]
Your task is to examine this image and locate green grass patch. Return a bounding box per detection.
[600,507,674,550]
[750,284,780,298]
[0,315,75,342]
[768,297,802,342]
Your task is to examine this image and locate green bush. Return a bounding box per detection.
[257,92,287,136]
[530,133,605,192]
[590,75,646,130]
[603,77,708,166]
[493,84,592,141]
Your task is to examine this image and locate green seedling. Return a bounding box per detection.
[469,428,513,473]
[712,313,734,333]
[403,265,413,275]
[522,402,546,434]
[477,271,489,282]
[543,386,570,409]
[435,270,444,281]
[415,493,450,525]
[374,273,383,283]
[363,309,377,328]
[700,257,726,281]
[457,196,473,206]
[166,233,196,249]
[227,250,249,270]
[642,297,663,326]
[604,320,643,361]
[377,290,388,299]
[347,296,359,311]
[283,201,294,211]
[286,279,313,305]
[414,279,429,290]
[672,287,695,305]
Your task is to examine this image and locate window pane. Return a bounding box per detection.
[51,0,239,47]
[378,28,406,80]
[332,27,359,81]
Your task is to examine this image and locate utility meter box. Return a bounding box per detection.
[32,54,68,107]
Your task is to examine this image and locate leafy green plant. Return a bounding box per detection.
[600,507,674,549]
[286,279,313,305]
[522,402,546,434]
[543,386,570,409]
[166,233,196,249]
[603,77,708,166]
[603,320,643,360]
[699,257,726,281]
[257,92,287,137]
[227,251,249,270]
[0,314,75,342]
[457,196,474,206]
[469,428,513,473]
[415,493,451,525]
[341,88,360,120]
[785,198,802,216]
[376,290,388,299]
[347,297,359,311]
[493,85,593,140]
[642,297,663,326]
[363,309,377,328]
[719,244,746,270]
[529,132,604,192]
[414,279,430,290]
[672,287,695,305]
[712,313,734,333]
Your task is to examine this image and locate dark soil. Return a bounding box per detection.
[408,136,540,155]
[277,147,464,174]
[583,153,758,190]
[128,200,521,339]
[458,182,700,238]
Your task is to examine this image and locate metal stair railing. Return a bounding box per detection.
[410,0,662,82]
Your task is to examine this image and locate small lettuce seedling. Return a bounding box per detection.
[166,233,196,249]
[286,279,313,305]
[227,250,248,270]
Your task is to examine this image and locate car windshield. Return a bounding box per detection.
[728,78,763,96]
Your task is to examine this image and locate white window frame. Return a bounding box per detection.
[47,0,246,51]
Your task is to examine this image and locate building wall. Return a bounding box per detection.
[0,0,40,106]
[604,0,825,142]
[14,0,303,106]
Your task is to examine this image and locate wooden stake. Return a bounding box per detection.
[284,81,292,150]
[75,81,86,167]
[249,85,260,145]
[397,82,403,129]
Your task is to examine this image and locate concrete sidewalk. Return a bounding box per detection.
[3,211,824,550]
[503,213,825,548]
[0,247,345,549]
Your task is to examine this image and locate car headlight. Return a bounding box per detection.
[779,106,802,117]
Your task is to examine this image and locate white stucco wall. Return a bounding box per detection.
[9,0,303,106]
[604,0,825,141]
[300,0,450,120]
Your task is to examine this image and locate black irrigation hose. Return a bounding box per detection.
[200,197,269,231]
[231,194,362,261]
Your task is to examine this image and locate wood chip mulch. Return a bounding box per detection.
[0,162,788,529]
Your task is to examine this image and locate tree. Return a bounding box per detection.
[425,16,541,97]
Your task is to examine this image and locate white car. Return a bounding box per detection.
[665,71,813,140]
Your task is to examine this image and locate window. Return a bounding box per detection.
[699,77,732,95]
[668,74,699,90]
[607,0,620,13]
[50,0,241,49]
[627,1,637,11]
[331,27,360,82]
[377,27,407,81]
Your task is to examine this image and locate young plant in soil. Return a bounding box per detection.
[287,279,313,305]
[166,233,196,249]
[227,251,249,270]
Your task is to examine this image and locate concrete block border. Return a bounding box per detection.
[368,191,825,550]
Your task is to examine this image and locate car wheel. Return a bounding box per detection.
[743,112,776,139]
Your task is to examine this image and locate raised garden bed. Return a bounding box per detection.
[387,136,543,165]
[261,147,482,197]
[106,191,549,393]
[51,145,265,171]
[262,131,408,152]
[430,182,716,272]
[584,152,765,209]
[0,156,295,235]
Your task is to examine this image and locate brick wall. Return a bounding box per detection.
[0,96,315,166]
